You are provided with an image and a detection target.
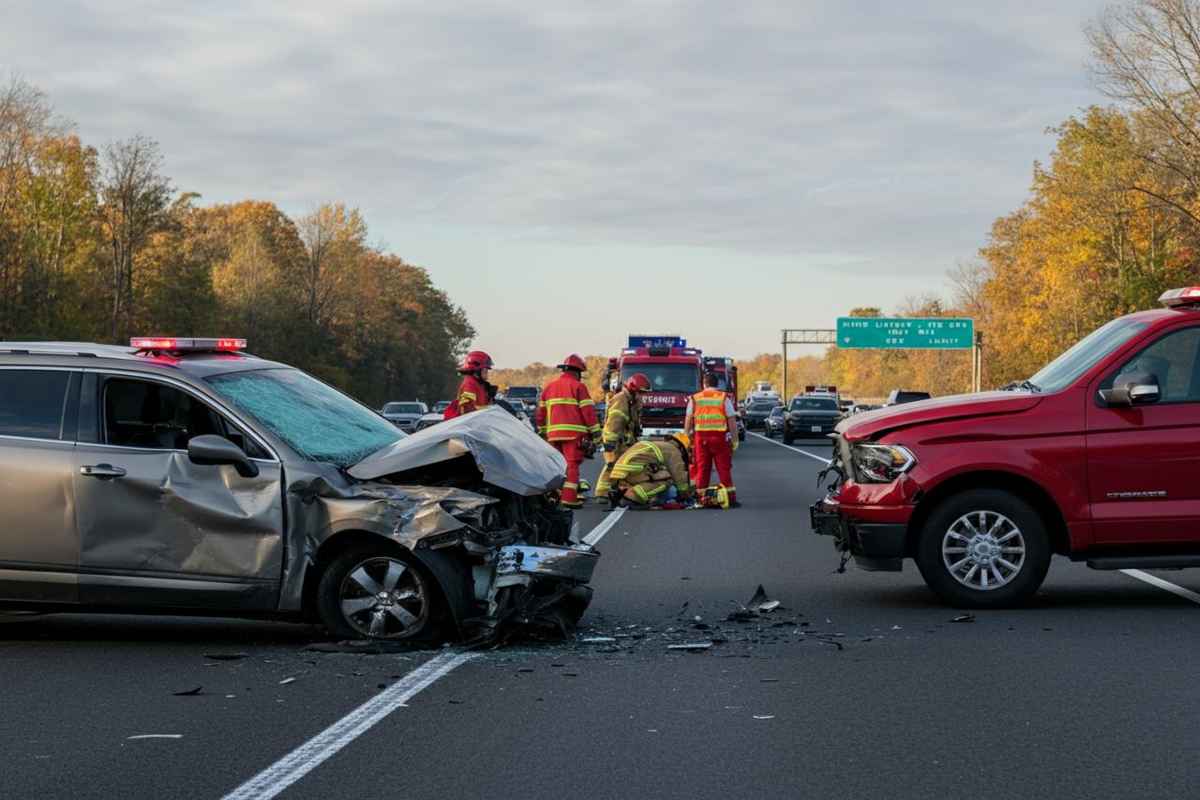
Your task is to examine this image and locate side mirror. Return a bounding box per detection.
[1098,372,1161,408]
[188,434,259,478]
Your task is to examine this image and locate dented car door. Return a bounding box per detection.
[72,372,284,609]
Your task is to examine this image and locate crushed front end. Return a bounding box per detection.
[810,434,918,572]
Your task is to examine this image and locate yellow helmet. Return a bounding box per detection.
[671,432,690,451]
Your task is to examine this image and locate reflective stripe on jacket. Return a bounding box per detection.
[602,388,639,445]
[444,374,489,419]
[610,440,689,492]
[691,388,730,432]
[535,372,600,441]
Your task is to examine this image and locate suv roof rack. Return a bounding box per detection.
[0,341,136,358]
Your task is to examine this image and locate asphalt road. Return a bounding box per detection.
[3,432,1198,799]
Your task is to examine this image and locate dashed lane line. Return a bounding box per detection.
[748,430,833,465]
[221,509,629,800]
[221,650,476,800]
[1120,569,1200,605]
[582,506,626,546]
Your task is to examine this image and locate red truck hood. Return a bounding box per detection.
[838,391,1042,442]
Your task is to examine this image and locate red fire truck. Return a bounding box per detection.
[617,336,703,436]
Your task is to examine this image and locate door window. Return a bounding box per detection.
[102,377,268,457]
[0,370,71,439]
[1102,327,1200,404]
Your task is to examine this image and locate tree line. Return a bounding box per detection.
[0,76,473,406]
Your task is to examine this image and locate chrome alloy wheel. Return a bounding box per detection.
[338,557,428,639]
[942,510,1026,591]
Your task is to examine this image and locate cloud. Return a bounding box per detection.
[4,0,1108,361]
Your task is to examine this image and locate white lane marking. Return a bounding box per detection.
[1120,569,1200,605]
[748,431,833,465]
[582,507,627,546]
[222,650,475,800]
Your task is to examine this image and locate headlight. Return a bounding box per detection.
[851,443,916,483]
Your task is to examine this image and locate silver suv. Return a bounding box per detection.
[0,338,597,642]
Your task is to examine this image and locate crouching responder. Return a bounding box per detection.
[595,371,651,501]
[443,350,495,419]
[685,371,740,508]
[535,354,600,509]
[609,433,692,508]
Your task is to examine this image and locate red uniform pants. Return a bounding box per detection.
[694,432,735,502]
[552,438,585,507]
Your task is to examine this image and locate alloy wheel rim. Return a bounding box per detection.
[338,557,428,639]
[942,510,1026,591]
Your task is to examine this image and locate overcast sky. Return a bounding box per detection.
[6,0,1108,366]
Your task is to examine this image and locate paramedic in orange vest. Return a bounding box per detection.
[536,354,601,508]
[443,350,494,420]
[684,371,740,508]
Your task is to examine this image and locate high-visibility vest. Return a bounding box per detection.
[691,388,729,432]
[536,373,600,441]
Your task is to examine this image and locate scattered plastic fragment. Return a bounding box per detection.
[278,677,297,685]
[172,686,203,696]
[753,715,775,720]
[581,636,616,643]
[127,734,183,740]
[950,613,976,623]
[667,642,713,651]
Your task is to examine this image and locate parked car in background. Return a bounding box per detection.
[496,397,535,431]
[884,389,931,406]
[783,395,841,444]
[763,406,785,438]
[742,400,779,430]
[381,401,428,433]
[847,403,881,415]
[505,385,540,408]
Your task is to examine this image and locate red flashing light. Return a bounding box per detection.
[130,337,248,353]
[1160,287,1200,307]
[131,337,179,350]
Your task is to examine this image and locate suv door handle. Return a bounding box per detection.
[80,464,127,480]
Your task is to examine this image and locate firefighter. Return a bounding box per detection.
[535,354,600,509]
[608,433,692,507]
[442,350,495,420]
[685,371,740,508]
[595,372,651,501]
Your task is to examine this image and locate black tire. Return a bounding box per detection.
[782,426,794,445]
[914,489,1051,608]
[315,545,440,640]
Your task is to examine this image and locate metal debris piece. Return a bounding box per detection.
[172,686,203,696]
[950,613,976,623]
[757,600,782,613]
[667,641,713,651]
[278,677,297,685]
[753,715,775,720]
[580,636,616,643]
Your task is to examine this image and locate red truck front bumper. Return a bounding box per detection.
[809,478,918,571]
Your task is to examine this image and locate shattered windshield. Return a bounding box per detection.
[207,368,404,467]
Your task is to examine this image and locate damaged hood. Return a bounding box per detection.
[838,391,1043,441]
[348,405,567,495]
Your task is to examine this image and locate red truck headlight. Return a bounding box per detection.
[851,443,916,483]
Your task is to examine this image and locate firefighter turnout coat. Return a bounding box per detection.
[535,372,600,442]
[610,439,690,504]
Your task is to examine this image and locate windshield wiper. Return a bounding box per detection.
[1001,379,1041,393]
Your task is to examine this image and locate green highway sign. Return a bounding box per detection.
[836,317,974,350]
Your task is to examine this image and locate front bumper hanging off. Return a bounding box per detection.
[809,499,907,572]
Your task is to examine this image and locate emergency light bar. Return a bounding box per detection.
[628,335,687,349]
[1159,287,1200,307]
[130,337,247,352]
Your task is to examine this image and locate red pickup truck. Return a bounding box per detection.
[811,286,1200,607]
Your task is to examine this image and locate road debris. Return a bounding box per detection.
[278,677,297,686]
[752,715,775,720]
[172,686,204,696]
[127,734,183,740]
[950,613,976,623]
[580,636,616,644]
[667,642,713,651]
